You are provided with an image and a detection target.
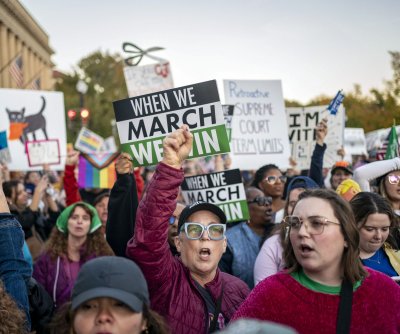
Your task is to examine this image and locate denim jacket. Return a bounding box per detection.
[0,213,32,329]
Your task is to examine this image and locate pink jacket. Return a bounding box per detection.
[127,163,249,334]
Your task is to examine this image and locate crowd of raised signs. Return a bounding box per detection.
[0,120,400,334]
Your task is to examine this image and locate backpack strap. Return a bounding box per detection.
[336,278,353,334]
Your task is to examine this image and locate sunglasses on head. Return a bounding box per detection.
[180,222,226,240]
[263,175,287,184]
[247,196,272,206]
[388,174,400,185]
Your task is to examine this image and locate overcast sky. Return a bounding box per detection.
[20,0,400,103]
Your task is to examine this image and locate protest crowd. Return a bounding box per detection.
[1,101,400,334]
[3,0,400,331]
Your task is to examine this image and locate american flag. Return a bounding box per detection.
[9,55,23,88]
[29,77,41,90]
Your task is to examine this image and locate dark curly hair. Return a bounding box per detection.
[0,280,27,333]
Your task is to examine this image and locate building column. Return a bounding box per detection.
[0,23,8,86]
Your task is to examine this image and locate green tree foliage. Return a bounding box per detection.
[285,51,400,133]
[55,50,127,142]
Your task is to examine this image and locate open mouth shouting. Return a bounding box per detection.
[199,248,211,260]
[299,244,314,256]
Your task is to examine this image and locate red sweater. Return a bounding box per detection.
[233,269,400,334]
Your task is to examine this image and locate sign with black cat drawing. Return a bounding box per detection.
[0,89,67,171]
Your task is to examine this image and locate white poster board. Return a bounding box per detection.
[0,89,66,171]
[123,62,174,98]
[344,127,367,162]
[26,139,60,167]
[286,105,345,170]
[223,80,291,170]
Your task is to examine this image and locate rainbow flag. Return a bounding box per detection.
[78,152,119,189]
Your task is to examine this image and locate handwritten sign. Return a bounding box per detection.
[123,62,174,98]
[181,169,248,223]
[113,80,230,167]
[26,139,60,167]
[286,105,345,170]
[223,80,291,170]
[0,89,66,171]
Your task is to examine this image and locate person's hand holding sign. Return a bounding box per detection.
[115,153,133,175]
[162,125,193,169]
[316,118,328,146]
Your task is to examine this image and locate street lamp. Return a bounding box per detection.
[76,80,88,108]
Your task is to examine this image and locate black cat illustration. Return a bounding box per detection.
[6,96,48,147]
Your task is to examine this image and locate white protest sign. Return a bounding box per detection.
[223,80,291,170]
[26,139,60,167]
[286,105,345,170]
[0,89,66,171]
[100,136,118,153]
[123,62,174,97]
[180,169,249,223]
[344,128,367,162]
[113,80,230,167]
[74,127,105,154]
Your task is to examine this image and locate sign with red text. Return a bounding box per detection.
[123,62,174,98]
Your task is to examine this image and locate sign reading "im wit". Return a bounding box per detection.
[113,80,230,167]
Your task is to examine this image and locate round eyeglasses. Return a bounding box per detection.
[180,222,226,240]
[283,215,340,235]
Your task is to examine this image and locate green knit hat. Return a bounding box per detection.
[56,202,102,234]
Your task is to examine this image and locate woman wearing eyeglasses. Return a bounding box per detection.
[350,192,400,277]
[253,176,319,285]
[251,164,287,223]
[233,189,400,333]
[114,126,249,334]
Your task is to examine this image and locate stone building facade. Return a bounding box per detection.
[0,0,54,90]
